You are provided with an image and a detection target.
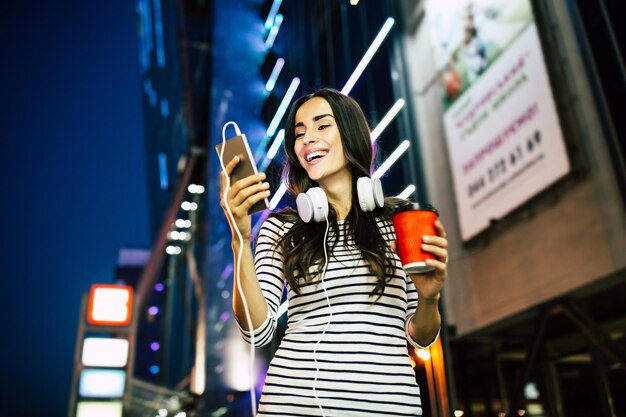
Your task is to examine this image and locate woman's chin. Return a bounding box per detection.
[304,168,324,182]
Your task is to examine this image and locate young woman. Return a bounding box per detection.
[220,88,448,416]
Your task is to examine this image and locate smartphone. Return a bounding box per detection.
[215,133,270,214]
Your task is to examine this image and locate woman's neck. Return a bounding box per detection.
[319,173,353,220]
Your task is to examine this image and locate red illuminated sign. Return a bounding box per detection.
[86,284,133,326]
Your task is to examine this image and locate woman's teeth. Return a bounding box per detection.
[306,151,328,162]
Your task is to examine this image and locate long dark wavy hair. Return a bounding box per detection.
[269,88,402,297]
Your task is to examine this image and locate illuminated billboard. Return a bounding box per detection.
[426,0,570,240]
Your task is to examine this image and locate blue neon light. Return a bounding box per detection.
[254,77,300,161]
[267,77,300,138]
[258,129,285,172]
[265,58,285,92]
[341,17,395,95]
[265,14,283,49]
[152,0,165,67]
[158,153,169,190]
[138,0,154,72]
[264,0,283,30]
[160,98,169,117]
[266,129,284,160]
[144,79,157,106]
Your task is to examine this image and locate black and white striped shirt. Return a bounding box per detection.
[238,216,434,416]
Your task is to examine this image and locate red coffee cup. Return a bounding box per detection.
[392,203,439,274]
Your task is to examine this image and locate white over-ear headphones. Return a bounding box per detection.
[296,177,384,223]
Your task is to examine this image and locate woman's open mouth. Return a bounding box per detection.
[305,150,328,163]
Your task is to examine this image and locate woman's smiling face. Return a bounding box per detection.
[293,97,351,186]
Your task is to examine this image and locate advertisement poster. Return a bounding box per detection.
[426,0,571,240]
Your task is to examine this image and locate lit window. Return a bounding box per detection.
[81,338,129,367]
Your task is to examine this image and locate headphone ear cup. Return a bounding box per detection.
[296,192,314,223]
[296,187,328,222]
[372,178,384,208]
[357,177,384,212]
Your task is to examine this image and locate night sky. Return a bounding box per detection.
[1,2,150,415]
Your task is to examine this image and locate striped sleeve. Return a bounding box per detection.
[236,216,287,347]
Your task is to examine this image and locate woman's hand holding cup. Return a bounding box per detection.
[391,203,448,302]
[412,220,448,301]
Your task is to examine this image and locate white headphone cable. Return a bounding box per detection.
[313,216,332,417]
[219,121,257,416]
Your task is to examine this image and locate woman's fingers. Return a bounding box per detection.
[234,172,266,193]
[220,158,267,210]
[219,156,240,196]
[226,172,266,201]
[425,257,448,274]
[422,221,448,263]
[224,155,240,174]
[423,235,448,248]
[230,182,270,214]
[434,220,447,238]
[220,156,240,182]
[229,177,268,204]
[239,188,271,213]
[221,156,263,191]
[422,243,448,260]
[422,220,448,251]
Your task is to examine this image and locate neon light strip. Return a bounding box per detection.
[371,99,405,142]
[267,77,299,137]
[254,77,300,161]
[258,157,270,174]
[158,153,168,189]
[138,0,153,71]
[153,0,165,67]
[265,58,285,92]
[397,184,416,199]
[341,18,395,95]
[265,14,283,49]
[270,183,288,209]
[259,129,285,172]
[221,264,233,280]
[372,140,410,179]
[267,129,285,160]
[264,0,283,30]
[160,98,169,117]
